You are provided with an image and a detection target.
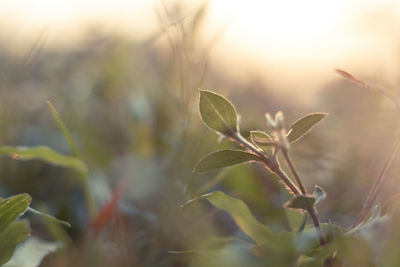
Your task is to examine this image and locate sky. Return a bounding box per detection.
[1,0,399,98]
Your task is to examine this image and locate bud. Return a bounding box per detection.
[279,129,291,150]
[275,111,284,129]
[265,112,277,128]
[265,111,290,150]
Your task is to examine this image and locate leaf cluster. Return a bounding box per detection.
[183,88,400,266]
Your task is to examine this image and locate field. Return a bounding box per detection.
[1,2,400,266]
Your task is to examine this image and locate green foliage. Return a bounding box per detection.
[0,184,70,265]
[192,87,400,265]
[285,195,316,211]
[184,190,347,265]
[0,220,31,266]
[27,208,71,228]
[199,90,238,136]
[249,130,272,144]
[286,113,327,143]
[193,89,342,264]
[0,146,88,174]
[186,191,277,246]
[45,101,96,216]
[185,191,298,265]
[0,195,31,265]
[285,209,307,232]
[47,101,80,157]
[1,24,399,266]
[285,186,326,212]
[194,150,261,172]
[249,131,273,153]
[0,194,31,233]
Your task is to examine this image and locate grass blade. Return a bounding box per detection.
[47,101,80,157]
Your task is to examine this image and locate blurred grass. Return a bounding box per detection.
[0,2,399,266]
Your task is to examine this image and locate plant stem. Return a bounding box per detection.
[231,133,300,196]
[273,164,326,245]
[282,150,306,195]
[353,131,400,227]
[270,163,301,197]
[231,132,326,245]
[307,206,326,245]
[281,149,326,245]
[78,172,97,218]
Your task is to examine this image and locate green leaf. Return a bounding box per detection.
[199,89,238,135]
[250,131,272,144]
[285,195,315,211]
[169,236,240,255]
[0,194,31,233]
[0,220,31,266]
[281,184,307,232]
[287,113,327,143]
[284,186,326,213]
[297,255,322,267]
[27,207,71,228]
[47,101,80,157]
[285,209,307,232]
[0,146,88,174]
[312,185,326,205]
[168,249,220,255]
[250,131,273,152]
[194,150,260,173]
[295,223,342,257]
[185,191,277,246]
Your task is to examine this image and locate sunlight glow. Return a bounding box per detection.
[208,0,345,51]
[0,0,399,95]
[204,0,400,97]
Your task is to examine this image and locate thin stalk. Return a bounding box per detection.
[230,132,326,245]
[272,165,301,197]
[47,101,97,216]
[79,172,97,218]
[354,132,400,227]
[337,69,400,227]
[46,101,80,158]
[281,149,325,245]
[231,132,300,196]
[282,150,306,195]
[307,206,326,245]
[273,162,325,245]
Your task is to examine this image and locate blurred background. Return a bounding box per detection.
[0,0,400,266]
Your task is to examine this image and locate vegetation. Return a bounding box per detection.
[183,87,400,266]
[1,3,400,266]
